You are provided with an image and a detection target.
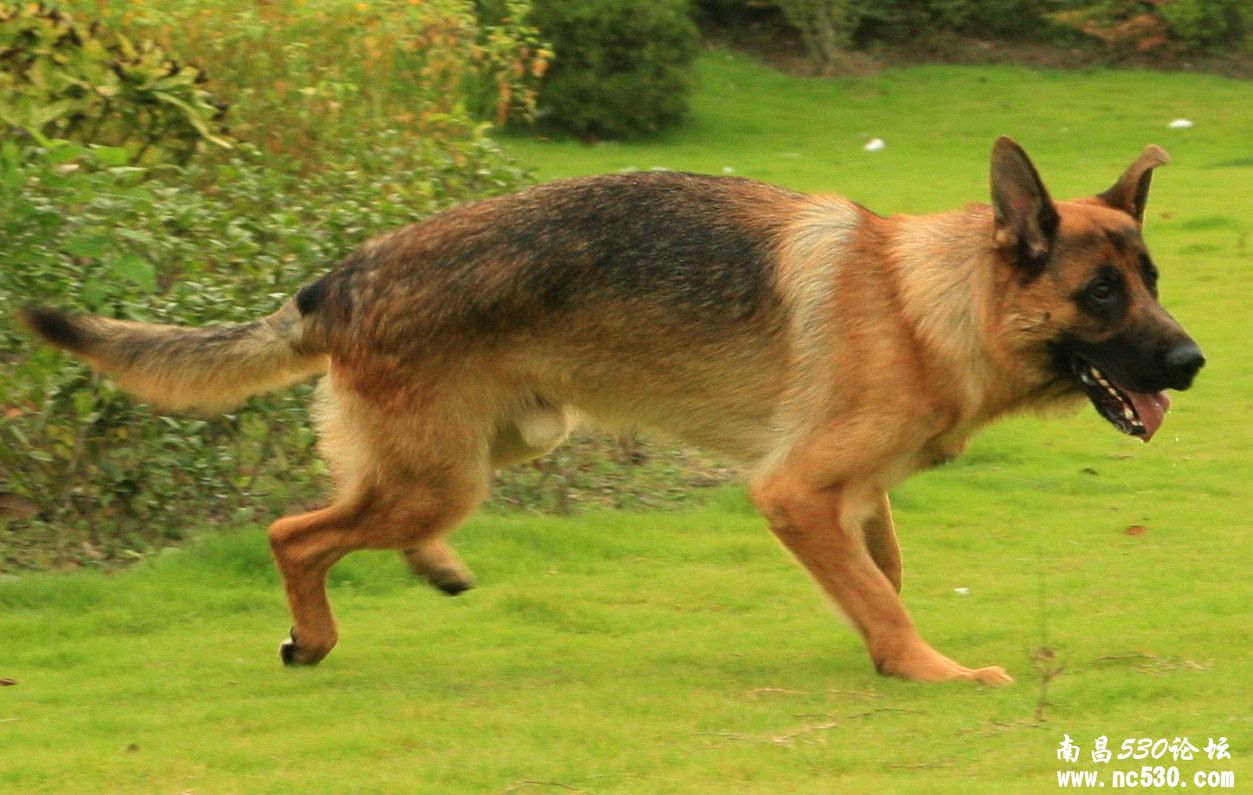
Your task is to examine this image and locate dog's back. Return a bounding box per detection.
[305,171,796,343]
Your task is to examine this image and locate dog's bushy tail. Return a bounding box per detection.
[18,298,328,412]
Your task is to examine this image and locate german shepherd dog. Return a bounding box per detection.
[21,138,1204,684]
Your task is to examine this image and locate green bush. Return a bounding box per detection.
[0,136,528,570]
[55,0,549,170]
[708,0,1250,61]
[835,0,1048,45]
[1041,1,1251,55]
[1157,0,1252,52]
[0,2,231,165]
[745,0,1052,71]
[691,0,773,27]
[890,0,1047,37]
[777,0,862,74]
[528,0,699,139]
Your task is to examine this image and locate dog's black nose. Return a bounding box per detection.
[1162,342,1205,389]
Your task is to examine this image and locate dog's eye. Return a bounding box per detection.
[1075,267,1128,319]
[1088,281,1117,302]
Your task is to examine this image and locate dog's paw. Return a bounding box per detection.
[279,636,299,665]
[279,626,301,666]
[434,577,473,596]
[278,627,328,666]
[971,665,1014,686]
[875,640,1014,686]
[427,567,474,596]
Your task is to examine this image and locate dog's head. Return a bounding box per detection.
[989,137,1204,441]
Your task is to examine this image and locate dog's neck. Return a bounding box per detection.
[887,204,1044,427]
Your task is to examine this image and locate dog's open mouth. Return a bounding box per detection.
[1071,359,1171,441]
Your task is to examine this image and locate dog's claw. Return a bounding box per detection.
[279,626,306,666]
[278,627,331,666]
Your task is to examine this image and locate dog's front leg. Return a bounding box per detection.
[751,476,1011,685]
[864,492,902,593]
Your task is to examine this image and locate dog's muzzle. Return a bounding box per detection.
[1068,339,1204,442]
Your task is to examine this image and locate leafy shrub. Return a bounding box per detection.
[873,0,1049,39]
[709,0,1249,61]
[1047,1,1251,55]
[0,136,528,570]
[1156,0,1251,52]
[0,2,230,165]
[749,0,1052,71]
[1047,2,1166,52]
[777,0,862,74]
[528,0,699,139]
[55,0,549,169]
[781,0,1048,48]
[691,0,776,27]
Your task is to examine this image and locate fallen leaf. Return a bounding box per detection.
[1125,525,1148,536]
[0,678,16,686]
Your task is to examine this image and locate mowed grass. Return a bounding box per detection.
[2,53,1251,792]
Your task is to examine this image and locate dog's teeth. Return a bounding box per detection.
[1123,407,1135,420]
[1089,366,1111,388]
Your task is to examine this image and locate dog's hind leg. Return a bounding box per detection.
[270,458,489,664]
[272,386,492,665]
[398,403,573,589]
[864,492,902,593]
[268,501,364,665]
[402,540,475,596]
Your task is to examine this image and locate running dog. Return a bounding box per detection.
[21,138,1204,684]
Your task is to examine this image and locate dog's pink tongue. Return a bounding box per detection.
[1128,390,1171,442]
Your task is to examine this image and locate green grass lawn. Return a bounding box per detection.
[2,53,1250,792]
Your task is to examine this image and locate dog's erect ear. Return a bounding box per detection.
[1095,145,1169,224]
[990,137,1059,276]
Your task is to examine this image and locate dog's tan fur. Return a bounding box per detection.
[21,138,1202,683]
